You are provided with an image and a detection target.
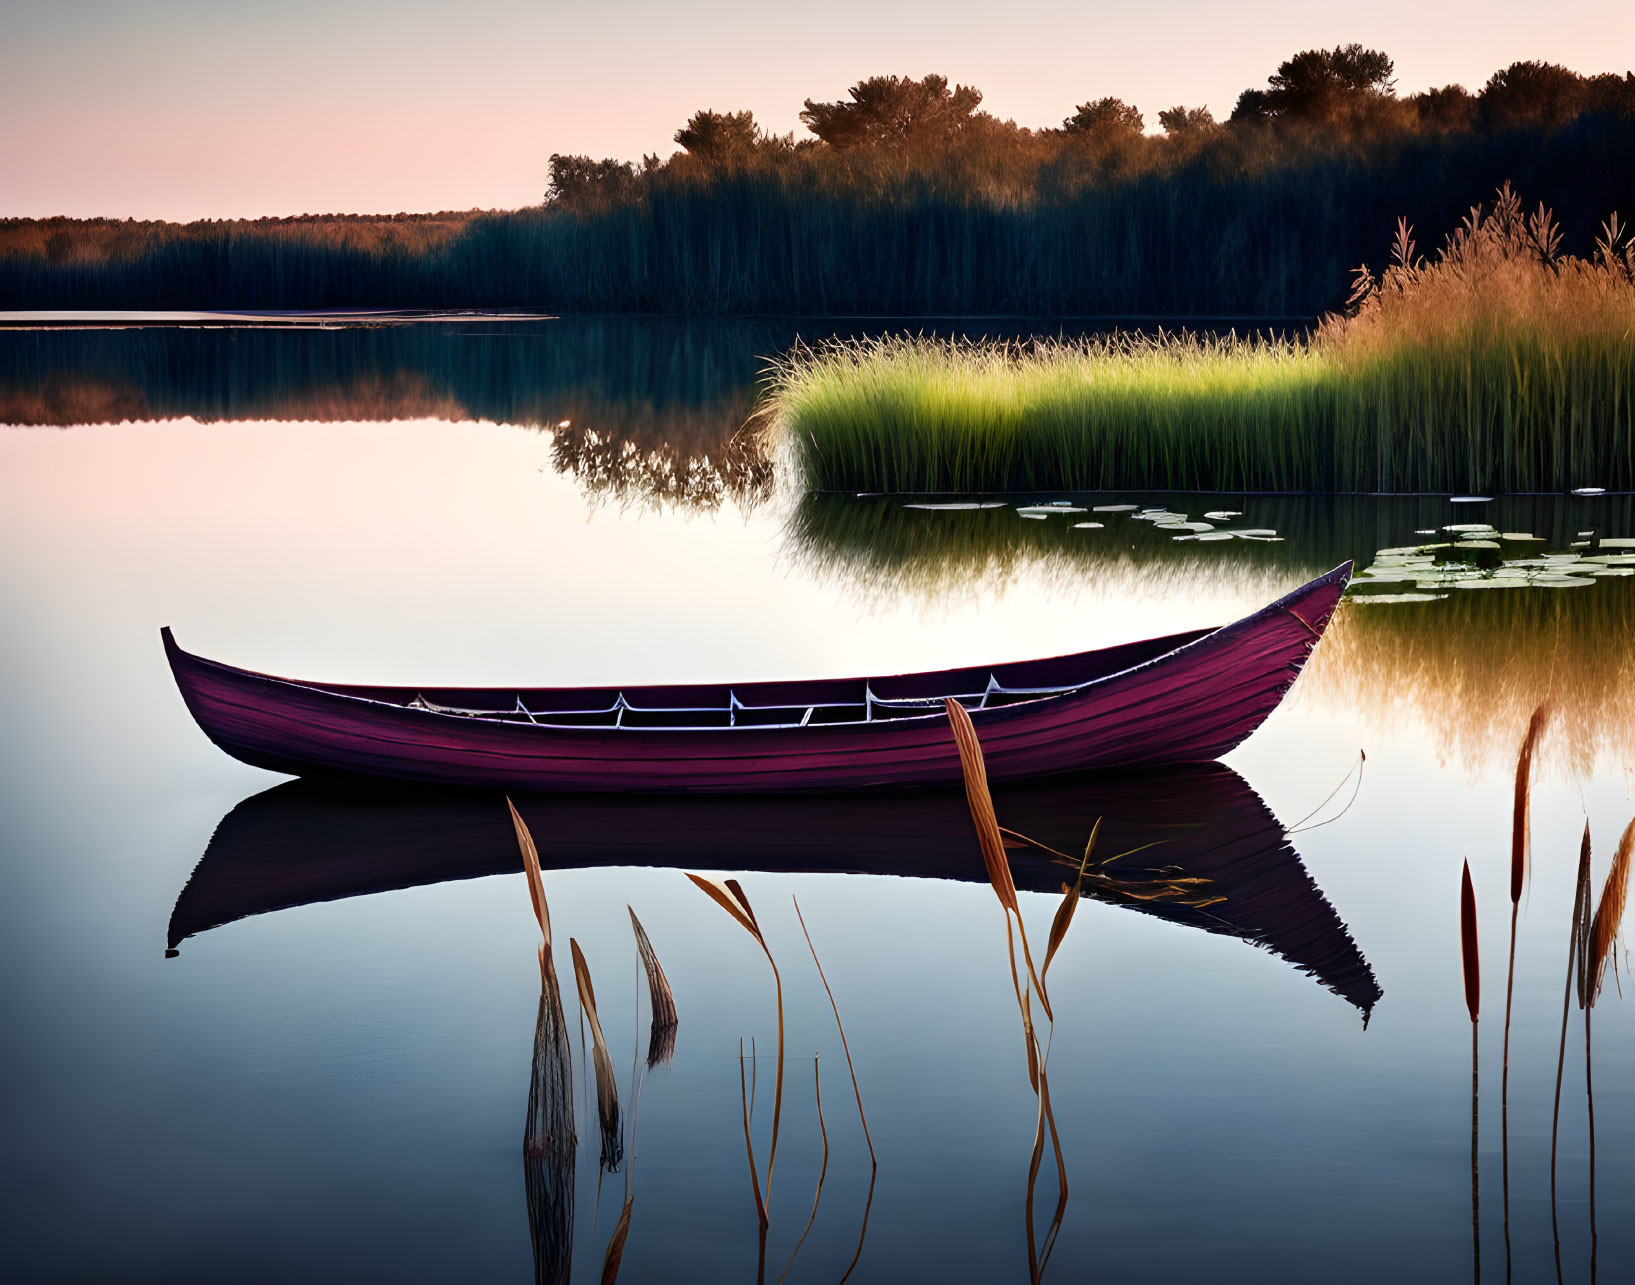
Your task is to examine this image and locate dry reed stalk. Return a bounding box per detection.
[1550,822,1592,1285]
[945,699,1075,1280]
[1040,822,1100,1008]
[837,1164,877,1285]
[777,1058,829,1285]
[792,898,875,1166]
[524,944,578,1285]
[571,938,623,1171]
[628,907,678,1066]
[1583,815,1634,1272]
[599,1196,633,1285]
[737,1037,768,1227]
[508,798,554,950]
[511,800,578,1285]
[945,698,1052,1021]
[1502,702,1549,1277]
[691,874,783,1224]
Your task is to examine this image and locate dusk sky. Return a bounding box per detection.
[4,0,1632,221]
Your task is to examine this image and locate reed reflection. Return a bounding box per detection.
[787,493,1635,773]
[0,319,777,509]
[1310,581,1635,776]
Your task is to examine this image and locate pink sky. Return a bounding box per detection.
[4,0,1631,221]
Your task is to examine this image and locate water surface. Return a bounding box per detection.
[3,320,1633,1284]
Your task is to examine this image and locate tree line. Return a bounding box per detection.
[3,48,1633,316]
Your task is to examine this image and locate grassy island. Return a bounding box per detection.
[768,189,1635,494]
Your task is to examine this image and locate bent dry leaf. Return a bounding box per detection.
[628,906,678,1051]
[1042,819,1101,995]
[686,873,759,938]
[600,1195,633,1285]
[508,797,553,949]
[570,938,622,1170]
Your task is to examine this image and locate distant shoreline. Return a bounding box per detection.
[0,310,1318,331]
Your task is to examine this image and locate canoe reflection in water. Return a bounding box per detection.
[170,762,1381,1282]
[169,764,1382,1017]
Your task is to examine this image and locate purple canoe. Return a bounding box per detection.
[163,562,1350,793]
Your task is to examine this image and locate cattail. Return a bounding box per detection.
[1461,860,1480,1022]
[1586,818,1635,1006]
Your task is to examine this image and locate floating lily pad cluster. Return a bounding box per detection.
[900,499,1283,542]
[1352,522,1635,603]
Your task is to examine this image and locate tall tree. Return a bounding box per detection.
[1157,105,1216,136]
[1232,44,1395,121]
[1063,97,1144,137]
[674,110,762,163]
[801,74,983,150]
[545,155,634,206]
[1480,62,1587,131]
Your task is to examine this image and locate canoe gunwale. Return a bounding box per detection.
[161,562,1351,738]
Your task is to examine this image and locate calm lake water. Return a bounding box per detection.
[3,319,1633,1284]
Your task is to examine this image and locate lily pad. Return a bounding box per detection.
[1450,496,1492,503]
[903,502,1007,510]
[1092,504,1138,512]
[1156,521,1215,532]
[1072,521,1105,529]
[1455,578,1526,590]
[1352,592,1450,604]
[1445,523,1498,533]
[1203,510,1243,520]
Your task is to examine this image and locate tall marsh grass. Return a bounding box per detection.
[769,188,1635,493]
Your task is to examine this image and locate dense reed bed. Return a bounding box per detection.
[4,99,1633,315]
[769,188,1635,493]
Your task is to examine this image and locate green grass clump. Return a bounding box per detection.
[768,188,1635,494]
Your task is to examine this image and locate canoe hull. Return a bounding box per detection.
[163,564,1349,793]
